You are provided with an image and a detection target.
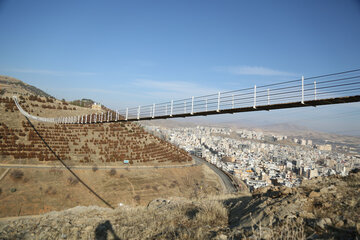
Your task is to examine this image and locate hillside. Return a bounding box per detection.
[0,80,192,166]
[0,76,224,217]
[0,75,52,98]
[1,170,359,239]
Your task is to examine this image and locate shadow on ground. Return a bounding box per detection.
[95,220,120,240]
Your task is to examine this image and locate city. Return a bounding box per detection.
[145,125,360,191]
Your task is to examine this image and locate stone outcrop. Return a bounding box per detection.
[229,168,360,239]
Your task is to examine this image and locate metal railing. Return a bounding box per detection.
[118,68,360,120]
[13,68,360,124]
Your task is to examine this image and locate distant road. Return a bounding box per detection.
[0,162,197,170]
[192,155,237,193]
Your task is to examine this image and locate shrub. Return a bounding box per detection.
[49,168,63,176]
[10,170,24,180]
[92,166,99,172]
[109,168,116,176]
[134,195,141,203]
[68,176,79,185]
[45,186,57,195]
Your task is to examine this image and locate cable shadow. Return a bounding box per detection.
[25,117,114,209]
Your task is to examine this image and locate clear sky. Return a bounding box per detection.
[1,0,360,135]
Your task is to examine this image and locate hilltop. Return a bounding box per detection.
[0,76,224,217]
[0,75,52,98]
[1,169,359,239]
[69,98,97,108]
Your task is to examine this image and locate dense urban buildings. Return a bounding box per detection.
[145,125,360,191]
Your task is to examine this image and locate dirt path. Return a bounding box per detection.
[0,162,197,170]
[0,169,10,182]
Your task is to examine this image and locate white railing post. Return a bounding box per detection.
[217,92,220,112]
[125,108,128,120]
[267,89,270,105]
[107,111,109,122]
[301,76,304,104]
[253,85,256,109]
[314,81,317,101]
[232,94,234,109]
[152,103,155,118]
[137,106,141,120]
[170,100,173,117]
[95,114,97,123]
[191,96,194,115]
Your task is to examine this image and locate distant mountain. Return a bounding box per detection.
[257,123,312,134]
[0,75,53,98]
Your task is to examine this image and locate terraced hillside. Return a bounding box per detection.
[0,77,192,166]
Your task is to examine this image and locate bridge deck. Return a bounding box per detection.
[122,95,360,122]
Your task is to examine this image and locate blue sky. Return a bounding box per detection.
[1,0,360,135]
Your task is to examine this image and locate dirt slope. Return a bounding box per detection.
[1,171,359,239]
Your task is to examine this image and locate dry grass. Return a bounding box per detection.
[0,198,229,239]
[233,214,306,240]
[0,164,223,217]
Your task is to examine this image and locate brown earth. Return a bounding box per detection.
[0,164,223,217]
[1,171,359,239]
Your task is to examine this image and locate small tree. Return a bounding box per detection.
[10,170,24,180]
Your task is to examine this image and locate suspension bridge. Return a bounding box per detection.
[13,69,360,124]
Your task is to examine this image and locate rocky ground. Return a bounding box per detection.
[1,169,359,239]
[229,168,360,239]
